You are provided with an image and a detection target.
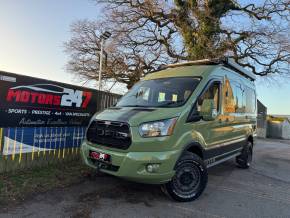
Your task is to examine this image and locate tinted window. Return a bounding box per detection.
[197,82,220,112]
[245,88,256,113]
[116,77,200,108]
[232,82,246,113]
[223,77,255,114]
[189,81,221,119]
[223,78,236,113]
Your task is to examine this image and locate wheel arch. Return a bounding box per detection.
[248,135,254,145]
[181,142,205,160]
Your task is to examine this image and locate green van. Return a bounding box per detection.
[81,58,257,202]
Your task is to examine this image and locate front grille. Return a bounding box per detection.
[86,120,131,150]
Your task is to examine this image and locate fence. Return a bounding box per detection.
[0,71,120,173]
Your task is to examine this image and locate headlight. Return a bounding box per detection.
[139,117,178,137]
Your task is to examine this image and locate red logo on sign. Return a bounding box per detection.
[6,84,92,108]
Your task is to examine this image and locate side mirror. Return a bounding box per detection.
[200,99,217,121]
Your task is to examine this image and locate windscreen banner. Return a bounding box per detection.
[0,71,118,157]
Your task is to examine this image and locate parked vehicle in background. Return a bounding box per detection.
[81,57,257,202]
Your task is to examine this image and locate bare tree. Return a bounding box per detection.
[64,0,290,89]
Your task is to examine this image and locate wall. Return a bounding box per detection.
[257,100,267,138]
[267,121,283,139]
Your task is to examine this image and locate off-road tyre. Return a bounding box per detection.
[164,152,208,202]
[236,141,253,169]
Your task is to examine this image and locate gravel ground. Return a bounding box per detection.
[1,139,290,218]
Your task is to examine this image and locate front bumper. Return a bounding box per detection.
[81,142,179,184]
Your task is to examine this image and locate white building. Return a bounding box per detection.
[281,119,290,140]
[267,116,290,140]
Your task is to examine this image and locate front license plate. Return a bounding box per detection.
[89,150,111,163]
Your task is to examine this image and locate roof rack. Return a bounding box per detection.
[159,57,256,81]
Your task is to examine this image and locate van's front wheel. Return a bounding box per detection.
[164,152,208,202]
[236,141,253,169]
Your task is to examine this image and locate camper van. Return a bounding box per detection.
[81,58,257,202]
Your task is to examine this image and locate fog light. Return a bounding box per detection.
[146,164,160,173]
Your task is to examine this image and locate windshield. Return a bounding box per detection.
[116,77,200,108]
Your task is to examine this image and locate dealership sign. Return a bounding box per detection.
[0,71,100,127]
[0,71,119,156]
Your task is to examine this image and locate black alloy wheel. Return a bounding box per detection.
[164,152,208,202]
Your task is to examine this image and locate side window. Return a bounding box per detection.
[223,78,236,113]
[232,82,246,113]
[197,81,220,112]
[223,78,245,113]
[245,88,256,113]
[253,91,256,113]
[223,77,255,114]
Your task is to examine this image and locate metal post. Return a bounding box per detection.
[99,37,104,91]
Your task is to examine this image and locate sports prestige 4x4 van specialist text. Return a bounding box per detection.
[81,58,257,202]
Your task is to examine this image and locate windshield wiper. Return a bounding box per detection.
[158,100,184,107]
[120,105,148,107]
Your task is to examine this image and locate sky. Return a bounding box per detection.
[0,0,289,115]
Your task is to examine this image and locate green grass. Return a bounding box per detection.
[0,160,92,205]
